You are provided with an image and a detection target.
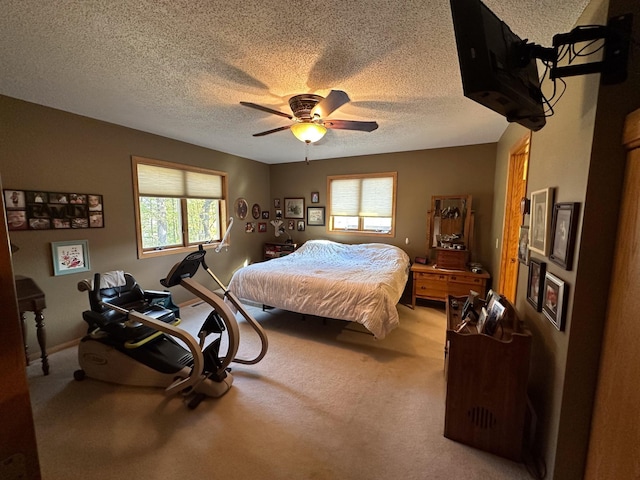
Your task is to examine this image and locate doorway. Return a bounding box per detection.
[498,134,531,302]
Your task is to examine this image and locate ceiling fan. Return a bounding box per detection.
[240,90,378,144]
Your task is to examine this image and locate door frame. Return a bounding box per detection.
[498,133,531,301]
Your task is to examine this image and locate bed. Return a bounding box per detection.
[227,239,411,339]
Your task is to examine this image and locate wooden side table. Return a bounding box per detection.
[15,275,49,375]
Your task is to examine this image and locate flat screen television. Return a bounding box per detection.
[450,0,546,131]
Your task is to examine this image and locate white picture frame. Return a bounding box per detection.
[529,187,554,256]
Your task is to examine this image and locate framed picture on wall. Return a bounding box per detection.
[529,187,554,256]
[549,202,580,270]
[517,225,530,265]
[542,272,566,331]
[3,189,104,230]
[527,259,546,311]
[307,206,325,226]
[51,240,91,276]
[284,198,305,219]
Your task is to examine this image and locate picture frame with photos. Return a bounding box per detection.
[284,198,305,219]
[4,189,104,230]
[529,187,554,256]
[549,202,580,270]
[483,298,506,336]
[518,225,530,265]
[527,259,546,311]
[542,272,566,331]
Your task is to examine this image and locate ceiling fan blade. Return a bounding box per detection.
[311,90,350,118]
[324,119,378,132]
[252,125,292,137]
[240,101,293,119]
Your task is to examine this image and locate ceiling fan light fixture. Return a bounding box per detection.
[290,122,327,143]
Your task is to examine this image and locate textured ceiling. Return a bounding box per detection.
[0,0,589,164]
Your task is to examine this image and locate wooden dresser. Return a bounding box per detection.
[410,264,489,308]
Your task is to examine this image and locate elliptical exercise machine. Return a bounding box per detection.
[75,218,267,409]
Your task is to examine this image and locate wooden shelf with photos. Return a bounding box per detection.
[263,242,297,261]
[443,289,532,462]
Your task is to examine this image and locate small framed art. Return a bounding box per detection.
[529,187,554,256]
[307,206,325,226]
[251,203,261,219]
[527,259,546,311]
[284,198,305,219]
[542,272,566,331]
[549,202,580,270]
[235,198,248,220]
[518,225,530,265]
[311,192,319,203]
[51,240,91,276]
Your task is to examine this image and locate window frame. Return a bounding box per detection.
[132,156,229,258]
[327,171,397,237]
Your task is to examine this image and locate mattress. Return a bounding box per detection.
[227,239,410,339]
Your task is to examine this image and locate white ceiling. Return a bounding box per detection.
[0,0,589,164]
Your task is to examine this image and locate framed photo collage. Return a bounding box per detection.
[4,189,104,231]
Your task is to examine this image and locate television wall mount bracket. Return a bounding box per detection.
[524,13,632,85]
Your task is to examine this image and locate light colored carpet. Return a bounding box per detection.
[27,301,531,480]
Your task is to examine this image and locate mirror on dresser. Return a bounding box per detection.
[427,194,473,270]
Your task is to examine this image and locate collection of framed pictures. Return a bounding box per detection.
[519,187,580,331]
[4,189,104,230]
[236,192,325,234]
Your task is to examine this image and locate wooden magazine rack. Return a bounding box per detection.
[443,293,531,461]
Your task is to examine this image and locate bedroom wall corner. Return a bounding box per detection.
[268,145,497,273]
[0,95,271,353]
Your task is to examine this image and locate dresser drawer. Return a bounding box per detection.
[449,274,484,286]
[415,273,447,298]
[448,276,486,297]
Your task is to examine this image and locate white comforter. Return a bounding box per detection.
[227,239,410,339]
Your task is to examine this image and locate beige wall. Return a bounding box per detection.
[492,0,640,478]
[269,145,497,267]
[1,95,497,356]
[1,95,271,352]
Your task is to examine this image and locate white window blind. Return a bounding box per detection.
[330,176,393,217]
[360,177,393,217]
[138,164,223,198]
[330,178,361,216]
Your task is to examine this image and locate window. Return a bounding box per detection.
[327,172,397,236]
[132,156,228,257]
